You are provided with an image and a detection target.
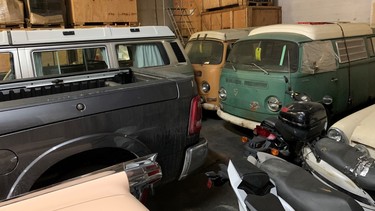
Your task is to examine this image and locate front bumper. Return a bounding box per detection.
[178,137,208,180]
[217,108,260,130]
[202,102,219,111]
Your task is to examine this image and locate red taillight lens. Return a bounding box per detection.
[253,125,271,137]
[188,95,202,135]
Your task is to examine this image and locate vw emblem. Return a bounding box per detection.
[233,88,238,96]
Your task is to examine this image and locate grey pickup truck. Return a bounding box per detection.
[0,26,207,199]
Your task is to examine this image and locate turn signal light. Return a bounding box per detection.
[241,136,249,143]
[270,148,279,156]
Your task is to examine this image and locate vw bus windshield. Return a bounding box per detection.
[225,40,299,72]
[185,40,224,65]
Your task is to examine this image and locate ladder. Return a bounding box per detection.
[166,6,195,46]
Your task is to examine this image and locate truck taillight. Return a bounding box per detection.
[188,95,202,135]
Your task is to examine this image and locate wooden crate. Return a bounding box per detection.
[0,0,24,26]
[201,6,281,30]
[222,0,241,7]
[203,0,221,11]
[24,0,65,27]
[203,0,274,11]
[66,0,138,27]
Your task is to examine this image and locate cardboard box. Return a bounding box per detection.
[24,0,65,26]
[66,0,138,26]
[0,0,24,25]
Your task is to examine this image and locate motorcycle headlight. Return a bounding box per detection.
[327,128,349,144]
[201,81,210,93]
[354,144,370,157]
[266,96,281,112]
[219,88,227,101]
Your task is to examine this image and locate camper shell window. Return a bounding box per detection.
[0,52,15,81]
[116,43,169,68]
[225,40,299,72]
[301,41,337,74]
[33,47,109,77]
[336,38,367,63]
[185,40,224,65]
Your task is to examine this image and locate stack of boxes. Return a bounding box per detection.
[0,0,138,28]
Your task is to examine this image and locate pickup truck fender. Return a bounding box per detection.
[7,131,151,199]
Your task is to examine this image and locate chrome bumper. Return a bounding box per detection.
[124,154,162,199]
[179,137,208,180]
[202,102,219,111]
[217,108,260,130]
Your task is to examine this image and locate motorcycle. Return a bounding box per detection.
[303,137,375,210]
[244,101,327,164]
[207,152,363,211]
[241,101,375,210]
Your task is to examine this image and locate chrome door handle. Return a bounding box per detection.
[331,78,338,82]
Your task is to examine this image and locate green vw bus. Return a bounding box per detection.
[217,23,375,129]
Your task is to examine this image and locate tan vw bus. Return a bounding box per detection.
[185,28,253,110]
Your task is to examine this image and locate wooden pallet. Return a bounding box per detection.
[26,22,65,29]
[72,22,139,28]
[0,23,25,29]
[247,1,273,6]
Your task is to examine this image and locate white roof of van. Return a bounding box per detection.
[189,28,254,41]
[249,23,373,40]
[6,26,175,45]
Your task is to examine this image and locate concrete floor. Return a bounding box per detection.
[148,111,253,211]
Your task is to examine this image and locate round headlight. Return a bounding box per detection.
[327,128,349,144]
[219,88,227,100]
[201,81,210,93]
[266,96,281,112]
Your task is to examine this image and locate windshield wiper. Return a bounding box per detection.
[227,61,236,71]
[250,63,269,75]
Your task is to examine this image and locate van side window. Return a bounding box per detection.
[0,52,15,81]
[33,47,109,77]
[301,41,337,74]
[116,43,169,68]
[335,38,367,63]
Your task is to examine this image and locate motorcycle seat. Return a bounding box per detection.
[231,158,272,195]
[245,193,286,211]
[260,157,363,211]
[315,138,375,191]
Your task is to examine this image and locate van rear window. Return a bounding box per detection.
[33,47,109,77]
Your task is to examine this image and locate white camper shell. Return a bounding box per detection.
[0,26,189,83]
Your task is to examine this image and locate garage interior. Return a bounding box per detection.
[1,0,375,211]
